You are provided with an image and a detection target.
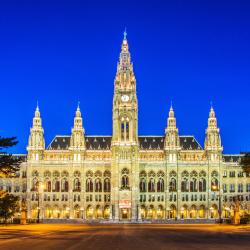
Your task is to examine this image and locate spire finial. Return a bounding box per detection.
[35,101,40,118]
[123,27,127,40]
[75,101,81,117]
[170,100,173,109]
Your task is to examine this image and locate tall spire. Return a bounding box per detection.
[112,32,138,145]
[35,101,40,118]
[69,103,85,155]
[205,105,223,159]
[164,104,180,161]
[27,104,45,160]
[166,103,177,128]
[123,27,127,40]
[114,30,136,91]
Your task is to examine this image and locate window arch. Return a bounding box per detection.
[32,178,38,191]
[181,178,189,192]
[86,178,93,192]
[169,178,177,192]
[120,116,130,141]
[140,178,146,192]
[104,170,111,178]
[45,179,51,192]
[190,172,198,192]
[121,168,129,188]
[52,179,60,192]
[148,178,155,192]
[73,178,81,191]
[95,178,102,192]
[104,178,111,192]
[199,178,206,192]
[44,171,51,178]
[211,178,219,189]
[157,178,164,192]
[61,178,69,192]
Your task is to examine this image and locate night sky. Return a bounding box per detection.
[1,0,249,154]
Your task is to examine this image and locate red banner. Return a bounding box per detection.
[119,200,131,208]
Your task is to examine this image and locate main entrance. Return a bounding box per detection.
[120,208,131,220]
[121,208,129,219]
[119,191,132,220]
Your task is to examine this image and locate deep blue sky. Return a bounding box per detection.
[1,0,249,154]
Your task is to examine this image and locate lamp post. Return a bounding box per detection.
[37,182,44,223]
[211,184,222,224]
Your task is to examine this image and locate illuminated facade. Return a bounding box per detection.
[1,33,250,222]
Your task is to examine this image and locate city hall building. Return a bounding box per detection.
[1,33,250,222]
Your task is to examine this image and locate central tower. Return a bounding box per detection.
[111,31,140,221]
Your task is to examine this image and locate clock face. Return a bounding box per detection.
[121,95,129,102]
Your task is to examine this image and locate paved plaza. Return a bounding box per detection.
[0,224,250,250]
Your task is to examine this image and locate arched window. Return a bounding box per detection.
[45,179,51,192]
[157,178,164,192]
[121,168,129,189]
[86,178,93,192]
[61,178,68,192]
[190,178,197,192]
[169,178,177,192]
[74,178,81,191]
[104,178,111,192]
[32,178,38,191]
[120,116,129,141]
[95,178,102,192]
[199,178,206,192]
[122,175,129,188]
[148,178,155,192]
[181,178,189,192]
[211,178,219,190]
[140,178,146,192]
[53,179,60,192]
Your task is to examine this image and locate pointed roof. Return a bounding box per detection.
[169,102,175,118]
[35,102,40,118]
[209,106,215,118]
[123,28,127,40]
[75,101,81,117]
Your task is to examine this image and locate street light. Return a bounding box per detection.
[37,182,44,223]
[211,184,222,224]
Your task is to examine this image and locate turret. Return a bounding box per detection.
[27,104,45,160]
[204,105,223,161]
[69,103,85,161]
[164,104,180,162]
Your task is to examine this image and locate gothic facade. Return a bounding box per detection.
[1,33,250,222]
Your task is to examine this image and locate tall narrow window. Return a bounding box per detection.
[121,168,129,189]
[126,123,129,140]
[121,123,125,141]
[120,117,129,141]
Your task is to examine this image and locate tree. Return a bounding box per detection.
[0,136,22,176]
[0,192,19,223]
[240,152,250,174]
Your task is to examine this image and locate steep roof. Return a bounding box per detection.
[47,135,203,151]
[222,154,242,163]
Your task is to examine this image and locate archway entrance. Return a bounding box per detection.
[121,208,129,219]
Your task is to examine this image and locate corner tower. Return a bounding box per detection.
[204,106,223,161]
[69,103,86,161]
[111,31,139,222]
[164,104,181,162]
[27,104,45,161]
